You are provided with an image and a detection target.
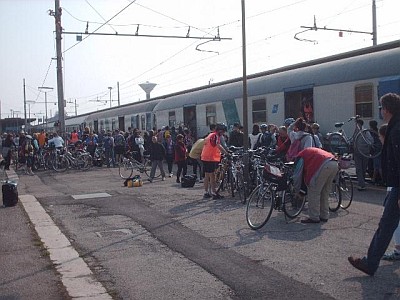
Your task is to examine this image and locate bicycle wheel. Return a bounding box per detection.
[53,155,68,172]
[328,180,341,212]
[283,181,306,218]
[77,154,92,171]
[144,159,161,178]
[246,184,274,230]
[119,160,134,179]
[355,129,382,159]
[327,133,349,154]
[216,170,231,197]
[235,171,247,204]
[339,171,353,209]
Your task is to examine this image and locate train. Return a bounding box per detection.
[35,39,400,139]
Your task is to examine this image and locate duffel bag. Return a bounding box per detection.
[181,175,197,188]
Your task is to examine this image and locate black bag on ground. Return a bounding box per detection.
[2,181,18,207]
[181,175,197,188]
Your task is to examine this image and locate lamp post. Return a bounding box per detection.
[108,87,113,108]
[38,86,54,131]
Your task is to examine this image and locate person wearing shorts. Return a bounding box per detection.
[201,123,228,200]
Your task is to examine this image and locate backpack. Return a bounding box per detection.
[286,134,308,162]
[115,135,125,147]
[256,132,272,148]
[103,137,113,150]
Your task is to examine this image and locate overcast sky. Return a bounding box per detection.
[1,0,399,121]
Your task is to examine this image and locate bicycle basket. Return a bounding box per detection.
[263,163,287,191]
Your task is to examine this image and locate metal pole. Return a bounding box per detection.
[55,0,66,136]
[117,82,120,106]
[241,0,250,186]
[108,87,112,108]
[23,79,27,130]
[45,92,48,131]
[372,0,377,46]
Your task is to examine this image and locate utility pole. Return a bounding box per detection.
[108,87,113,108]
[117,82,120,106]
[50,0,65,136]
[38,86,54,131]
[372,0,377,46]
[241,0,249,186]
[23,78,27,130]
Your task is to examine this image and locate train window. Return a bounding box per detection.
[355,84,373,118]
[105,119,110,131]
[112,119,116,131]
[206,105,216,126]
[141,115,145,130]
[100,120,104,131]
[252,99,266,123]
[168,111,176,127]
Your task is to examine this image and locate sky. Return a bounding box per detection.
[1,0,399,123]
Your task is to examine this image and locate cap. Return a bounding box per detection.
[260,124,268,129]
[284,118,295,126]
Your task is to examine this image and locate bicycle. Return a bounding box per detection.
[328,155,354,212]
[118,151,158,179]
[326,115,382,159]
[52,148,92,172]
[214,151,247,203]
[246,159,306,230]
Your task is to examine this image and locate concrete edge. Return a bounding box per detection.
[6,169,112,300]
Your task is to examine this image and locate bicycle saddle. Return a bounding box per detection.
[334,122,344,128]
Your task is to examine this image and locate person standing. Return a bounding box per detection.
[189,138,205,182]
[147,136,166,182]
[163,132,175,177]
[293,147,338,223]
[348,93,400,276]
[201,123,228,199]
[228,122,244,147]
[174,134,187,183]
[103,130,115,168]
[249,124,262,150]
[2,133,16,170]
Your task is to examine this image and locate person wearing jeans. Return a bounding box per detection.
[348,93,400,276]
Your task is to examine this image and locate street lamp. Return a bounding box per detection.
[108,87,113,108]
[38,86,54,131]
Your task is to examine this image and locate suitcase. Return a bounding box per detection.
[2,181,18,207]
[181,175,197,188]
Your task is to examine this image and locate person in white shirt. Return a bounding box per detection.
[48,132,64,149]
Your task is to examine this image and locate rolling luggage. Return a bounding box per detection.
[2,181,18,207]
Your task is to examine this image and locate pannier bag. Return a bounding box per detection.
[2,181,18,207]
[181,175,197,188]
[263,163,287,191]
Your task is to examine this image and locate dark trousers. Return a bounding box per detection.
[176,160,187,180]
[365,187,400,273]
[192,158,203,179]
[166,154,174,173]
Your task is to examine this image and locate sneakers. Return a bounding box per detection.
[162,177,165,181]
[203,192,212,199]
[382,251,400,261]
[212,193,224,200]
[147,178,153,183]
[169,173,173,178]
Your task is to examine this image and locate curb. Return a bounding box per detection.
[6,169,112,299]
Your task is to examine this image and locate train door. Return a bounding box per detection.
[145,113,152,131]
[284,87,314,123]
[378,76,400,120]
[93,120,99,133]
[118,116,125,131]
[183,105,197,139]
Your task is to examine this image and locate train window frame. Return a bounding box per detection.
[206,104,216,126]
[141,115,145,130]
[355,84,373,119]
[252,98,266,124]
[168,111,176,128]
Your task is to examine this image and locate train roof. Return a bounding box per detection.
[153,40,400,111]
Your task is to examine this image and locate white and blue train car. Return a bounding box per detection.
[83,99,161,133]
[153,40,400,138]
